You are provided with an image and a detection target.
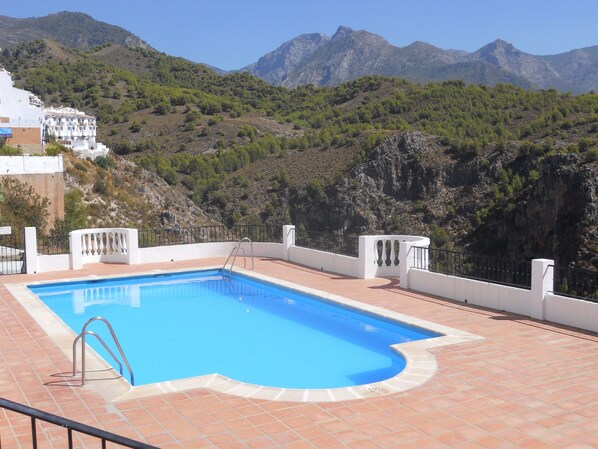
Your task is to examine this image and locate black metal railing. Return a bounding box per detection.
[551,265,598,302]
[0,396,160,449]
[0,222,25,275]
[294,228,359,257]
[138,225,282,248]
[37,234,70,255]
[412,246,532,289]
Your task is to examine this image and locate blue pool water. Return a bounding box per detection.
[29,270,440,389]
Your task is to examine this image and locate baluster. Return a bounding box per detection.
[375,239,383,266]
[393,240,400,266]
[87,233,94,256]
[122,232,128,254]
[115,232,121,254]
[385,239,392,266]
[98,232,105,255]
[108,232,115,254]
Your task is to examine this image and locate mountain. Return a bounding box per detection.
[0,12,151,51]
[243,32,330,85]
[3,13,596,92]
[244,27,598,92]
[540,45,598,92]
[1,36,597,269]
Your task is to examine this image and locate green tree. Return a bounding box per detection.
[51,189,88,235]
[0,178,49,229]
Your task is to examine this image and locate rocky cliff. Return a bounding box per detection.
[292,131,598,268]
[472,154,598,268]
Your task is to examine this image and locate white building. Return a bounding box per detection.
[0,67,109,160]
[0,66,44,153]
[44,106,109,160]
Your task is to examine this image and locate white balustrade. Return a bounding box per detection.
[359,235,430,279]
[69,228,138,269]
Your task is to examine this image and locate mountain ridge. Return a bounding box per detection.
[0,11,152,51]
[244,26,598,92]
[2,13,597,92]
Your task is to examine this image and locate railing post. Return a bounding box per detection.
[358,236,378,279]
[531,258,553,320]
[24,227,38,274]
[69,230,83,270]
[282,225,295,261]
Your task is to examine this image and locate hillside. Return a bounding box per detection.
[1,39,597,270]
[60,149,214,229]
[0,12,151,51]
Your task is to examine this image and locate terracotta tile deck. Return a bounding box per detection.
[1,257,597,448]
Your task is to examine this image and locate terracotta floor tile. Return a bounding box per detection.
[0,258,596,449]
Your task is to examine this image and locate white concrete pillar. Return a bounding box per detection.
[69,230,83,270]
[282,225,295,261]
[126,228,139,264]
[399,240,430,290]
[531,258,554,320]
[24,227,38,274]
[399,241,414,289]
[358,236,378,279]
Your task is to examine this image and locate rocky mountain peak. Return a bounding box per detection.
[491,39,515,49]
[242,32,330,85]
[474,39,519,59]
[332,26,354,39]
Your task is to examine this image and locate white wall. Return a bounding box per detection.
[0,155,64,174]
[138,241,285,264]
[36,254,70,273]
[289,246,359,277]
[407,267,598,333]
[409,269,531,315]
[0,69,43,125]
[545,294,598,333]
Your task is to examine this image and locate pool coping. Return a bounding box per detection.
[6,266,483,403]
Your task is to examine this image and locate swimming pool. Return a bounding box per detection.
[28,269,441,389]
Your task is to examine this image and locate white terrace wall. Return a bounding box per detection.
[409,269,531,316]
[544,294,598,332]
[24,227,289,273]
[21,225,598,333]
[138,241,285,264]
[289,246,360,277]
[0,155,64,174]
[402,251,598,334]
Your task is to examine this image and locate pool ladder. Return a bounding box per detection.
[72,316,134,386]
[223,237,254,273]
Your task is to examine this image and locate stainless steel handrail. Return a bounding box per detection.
[72,316,134,386]
[223,237,254,273]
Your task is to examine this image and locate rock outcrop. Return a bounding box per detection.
[293,131,598,268]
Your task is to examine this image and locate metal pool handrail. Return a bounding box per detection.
[223,237,254,273]
[72,316,134,386]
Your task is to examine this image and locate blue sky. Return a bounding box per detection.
[2,0,598,71]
